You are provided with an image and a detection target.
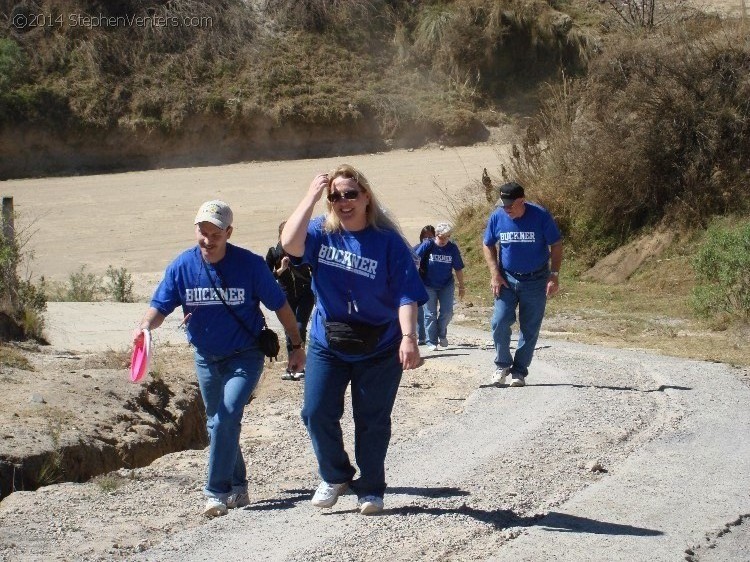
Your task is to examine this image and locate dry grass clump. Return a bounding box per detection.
[509,17,750,263]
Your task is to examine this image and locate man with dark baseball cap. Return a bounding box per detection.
[482,182,563,388]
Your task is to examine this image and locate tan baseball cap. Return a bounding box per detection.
[194,200,233,230]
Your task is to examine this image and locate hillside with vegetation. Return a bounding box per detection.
[0,0,592,178]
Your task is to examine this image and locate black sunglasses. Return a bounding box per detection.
[327,190,361,203]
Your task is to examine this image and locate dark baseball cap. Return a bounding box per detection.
[498,182,525,206]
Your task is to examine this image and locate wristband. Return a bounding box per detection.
[291,342,303,350]
[549,271,559,277]
[402,333,417,340]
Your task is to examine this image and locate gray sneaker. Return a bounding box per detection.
[203,497,228,518]
[311,481,349,508]
[226,490,250,509]
[509,375,526,387]
[492,367,510,386]
[439,337,449,347]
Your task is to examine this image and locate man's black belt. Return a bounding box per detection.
[504,265,548,279]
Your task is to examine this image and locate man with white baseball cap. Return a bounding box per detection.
[132,200,306,518]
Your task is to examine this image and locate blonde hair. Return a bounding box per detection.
[323,164,410,246]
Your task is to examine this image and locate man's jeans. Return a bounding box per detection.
[194,346,265,501]
[491,270,548,378]
[424,281,455,345]
[302,339,403,498]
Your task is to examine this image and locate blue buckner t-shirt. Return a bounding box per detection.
[483,202,561,274]
[150,244,287,356]
[415,240,464,289]
[302,216,428,358]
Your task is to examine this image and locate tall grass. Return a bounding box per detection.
[1,0,593,148]
[508,18,750,264]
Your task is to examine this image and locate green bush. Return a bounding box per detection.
[65,265,102,302]
[510,19,750,259]
[104,266,134,303]
[691,220,750,322]
[0,38,26,92]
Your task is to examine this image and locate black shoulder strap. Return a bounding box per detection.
[202,259,265,337]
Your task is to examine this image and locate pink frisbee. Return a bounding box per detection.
[130,329,152,383]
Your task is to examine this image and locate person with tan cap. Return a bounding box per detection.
[132,200,306,518]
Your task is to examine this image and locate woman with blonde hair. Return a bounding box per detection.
[281,164,427,515]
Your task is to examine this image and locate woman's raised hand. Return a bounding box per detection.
[308,173,329,202]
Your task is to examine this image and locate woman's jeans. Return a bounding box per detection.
[490,270,548,378]
[424,281,455,345]
[302,340,403,498]
[194,346,265,501]
[417,304,427,342]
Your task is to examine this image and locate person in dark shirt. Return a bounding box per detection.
[266,221,315,381]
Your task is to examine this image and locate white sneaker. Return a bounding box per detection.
[358,495,384,515]
[293,370,305,380]
[311,481,349,508]
[439,337,449,347]
[281,370,295,381]
[492,367,510,386]
[510,375,526,387]
[226,490,250,509]
[427,344,439,352]
[203,497,228,518]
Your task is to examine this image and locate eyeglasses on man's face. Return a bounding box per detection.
[327,190,361,203]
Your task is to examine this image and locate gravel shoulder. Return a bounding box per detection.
[2,313,749,561]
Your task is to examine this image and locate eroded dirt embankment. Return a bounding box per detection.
[0,346,205,500]
[0,114,489,180]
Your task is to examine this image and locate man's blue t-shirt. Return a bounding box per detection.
[150,244,286,356]
[414,240,465,289]
[302,216,428,357]
[483,202,562,274]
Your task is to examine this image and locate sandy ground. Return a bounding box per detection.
[6,142,510,298]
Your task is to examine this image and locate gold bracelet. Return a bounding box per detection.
[402,333,417,340]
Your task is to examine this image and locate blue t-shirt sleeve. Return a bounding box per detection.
[392,236,429,307]
[483,212,499,246]
[543,211,562,246]
[150,259,183,317]
[414,240,430,257]
[253,254,287,311]
[302,216,325,268]
[451,243,465,270]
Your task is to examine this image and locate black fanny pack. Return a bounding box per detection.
[324,321,388,355]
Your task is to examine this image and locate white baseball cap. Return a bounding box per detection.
[435,222,453,236]
[195,200,233,230]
